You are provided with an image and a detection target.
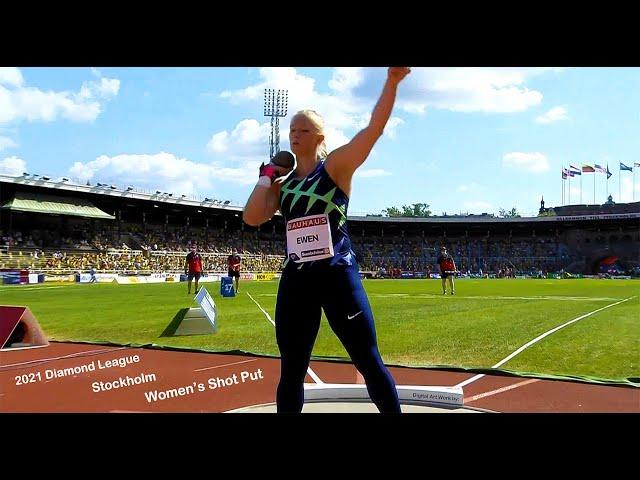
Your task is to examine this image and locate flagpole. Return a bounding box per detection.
[593,171,596,204]
[580,172,583,204]
[606,164,609,199]
[619,167,621,203]
[568,170,571,205]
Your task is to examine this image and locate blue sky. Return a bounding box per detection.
[1,67,639,216]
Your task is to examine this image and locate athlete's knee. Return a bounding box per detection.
[351,347,385,374]
[280,358,310,384]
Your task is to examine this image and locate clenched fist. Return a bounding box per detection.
[388,67,411,84]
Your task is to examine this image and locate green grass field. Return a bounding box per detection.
[2,278,638,385]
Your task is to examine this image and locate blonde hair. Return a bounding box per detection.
[294,109,328,159]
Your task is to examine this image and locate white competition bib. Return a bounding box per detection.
[286,214,334,263]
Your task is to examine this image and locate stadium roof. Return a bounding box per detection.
[0,173,242,214]
[0,192,115,220]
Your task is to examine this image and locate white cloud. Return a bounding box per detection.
[0,136,18,151]
[463,200,493,211]
[457,182,479,192]
[215,67,562,164]
[355,169,392,178]
[503,152,550,173]
[221,67,315,104]
[0,68,23,87]
[397,67,552,114]
[0,68,120,124]
[68,152,260,197]
[535,106,568,124]
[94,77,120,98]
[206,119,271,158]
[218,67,391,154]
[207,131,230,153]
[383,117,404,139]
[328,68,365,94]
[322,126,350,153]
[0,156,27,176]
[207,116,352,161]
[402,103,427,115]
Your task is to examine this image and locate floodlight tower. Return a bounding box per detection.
[263,89,288,159]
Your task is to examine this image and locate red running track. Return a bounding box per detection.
[1,342,637,413]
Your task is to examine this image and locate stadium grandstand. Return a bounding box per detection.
[1,173,639,284]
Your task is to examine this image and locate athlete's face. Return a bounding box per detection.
[289,115,322,157]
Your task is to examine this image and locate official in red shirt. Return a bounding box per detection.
[437,246,457,295]
[185,244,203,295]
[227,249,241,293]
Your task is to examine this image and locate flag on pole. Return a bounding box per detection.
[581,165,595,173]
[594,164,607,174]
[620,162,633,172]
[569,165,581,175]
[607,165,612,179]
[635,162,640,168]
[562,168,568,179]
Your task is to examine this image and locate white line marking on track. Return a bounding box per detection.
[0,346,130,370]
[456,296,636,389]
[246,292,324,384]
[370,294,621,301]
[0,285,67,290]
[257,293,621,302]
[194,358,259,372]
[109,410,150,413]
[464,379,540,404]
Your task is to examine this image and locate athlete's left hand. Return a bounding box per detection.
[388,67,411,84]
